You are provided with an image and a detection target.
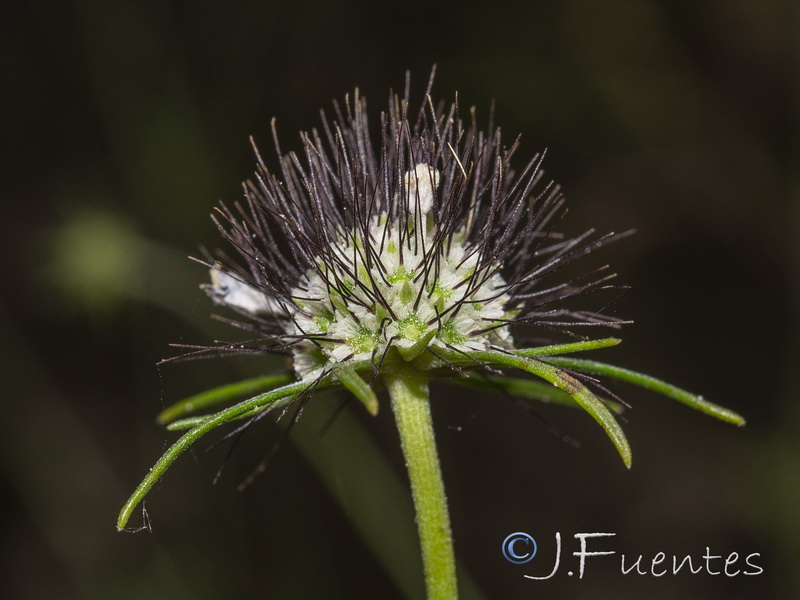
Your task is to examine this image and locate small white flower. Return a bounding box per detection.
[403,163,440,216]
[117,72,746,550]
[271,172,513,380]
[203,265,281,316]
[205,81,624,382]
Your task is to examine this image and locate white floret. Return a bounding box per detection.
[204,266,283,316]
[208,166,515,381]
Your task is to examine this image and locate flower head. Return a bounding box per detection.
[205,76,624,383]
[118,72,745,547]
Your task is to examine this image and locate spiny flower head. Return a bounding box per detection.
[118,72,746,535]
[204,75,623,384]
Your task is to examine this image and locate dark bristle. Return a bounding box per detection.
[191,71,626,369]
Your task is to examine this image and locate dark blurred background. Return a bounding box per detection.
[1,1,796,598]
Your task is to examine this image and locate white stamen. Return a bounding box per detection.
[404,164,440,216]
[204,266,281,316]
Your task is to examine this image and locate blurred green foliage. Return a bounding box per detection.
[43,210,143,314]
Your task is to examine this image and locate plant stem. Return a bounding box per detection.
[386,363,457,600]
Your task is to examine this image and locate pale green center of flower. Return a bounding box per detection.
[286,164,514,380]
[398,313,426,342]
[205,166,515,380]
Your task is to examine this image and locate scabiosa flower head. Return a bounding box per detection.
[120,76,745,590]
[204,74,623,384]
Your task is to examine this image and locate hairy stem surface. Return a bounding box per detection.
[386,363,457,600]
